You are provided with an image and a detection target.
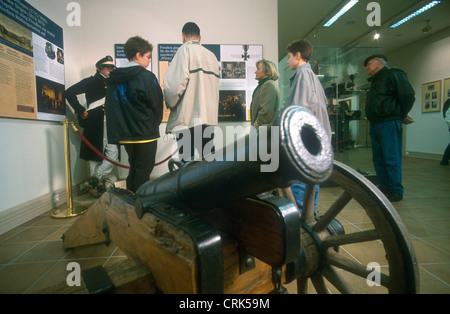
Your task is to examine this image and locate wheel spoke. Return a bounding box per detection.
[301,183,316,224]
[321,265,356,294]
[326,249,389,287]
[323,229,380,248]
[297,277,309,294]
[310,273,330,294]
[313,191,352,232]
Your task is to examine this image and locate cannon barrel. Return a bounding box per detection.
[136,105,333,215]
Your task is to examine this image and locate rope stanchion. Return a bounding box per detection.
[51,120,176,219]
[52,120,88,219]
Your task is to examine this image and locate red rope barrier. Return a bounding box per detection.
[154,152,175,166]
[70,122,175,168]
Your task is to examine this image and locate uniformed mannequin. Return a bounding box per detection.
[65,56,119,196]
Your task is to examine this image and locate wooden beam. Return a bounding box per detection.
[63,192,199,294]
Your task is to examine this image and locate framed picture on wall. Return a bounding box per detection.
[422,80,441,113]
[443,77,450,104]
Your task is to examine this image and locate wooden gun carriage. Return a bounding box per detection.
[62,106,419,294]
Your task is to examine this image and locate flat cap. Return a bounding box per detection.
[364,54,387,67]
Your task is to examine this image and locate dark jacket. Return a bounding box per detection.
[65,72,108,161]
[65,72,107,116]
[106,65,163,144]
[365,66,415,125]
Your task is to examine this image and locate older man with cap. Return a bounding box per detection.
[65,55,119,197]
[364,54,415,202]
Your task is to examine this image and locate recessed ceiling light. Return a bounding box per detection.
[324,0,359,27]
[389,0,441,28]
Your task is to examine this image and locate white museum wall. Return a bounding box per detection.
[0,0,278,231]
[0,0,85,217]
[387,27,450,158]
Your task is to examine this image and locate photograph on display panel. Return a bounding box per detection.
[444,77,450,104]
[422,80,442,113]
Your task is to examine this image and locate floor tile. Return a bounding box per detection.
[13,241,70,264]
[5,226,64,243]
[411,238,450,264]
[0,241,38,265]
[417,267,450,294]
[0,262,56,294]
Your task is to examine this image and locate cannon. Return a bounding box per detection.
[61,106,419,294]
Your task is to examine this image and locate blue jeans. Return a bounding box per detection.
[291,183,320,213]
[370,120,404,195]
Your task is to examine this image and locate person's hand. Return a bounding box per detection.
[80,111,88,119]
[403,115,414,125]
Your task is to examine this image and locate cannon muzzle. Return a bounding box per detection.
[136,105,333,215]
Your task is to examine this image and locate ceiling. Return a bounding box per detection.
[277,0,450,61]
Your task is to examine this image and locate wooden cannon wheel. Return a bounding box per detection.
[292,160,420,294]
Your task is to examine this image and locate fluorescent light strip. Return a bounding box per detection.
[390,1,441,28]
[324,0,359,27]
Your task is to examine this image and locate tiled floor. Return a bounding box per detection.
[0,148,449,294]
